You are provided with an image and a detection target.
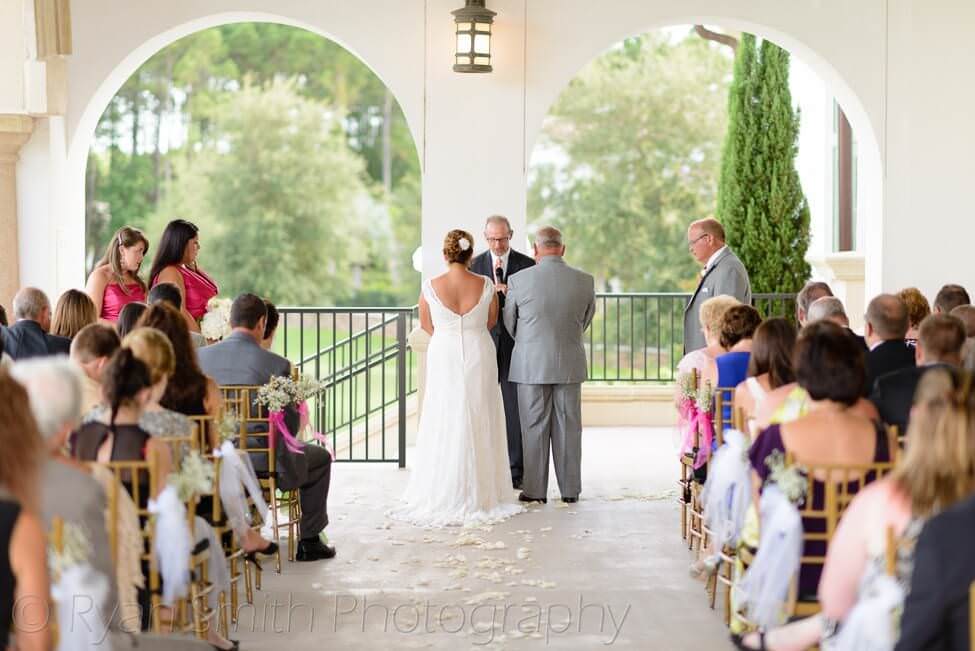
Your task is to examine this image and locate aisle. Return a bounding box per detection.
[234,427,731,650]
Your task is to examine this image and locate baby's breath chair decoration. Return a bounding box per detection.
[49,519,113,649]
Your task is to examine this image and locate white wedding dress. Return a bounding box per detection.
[391,275,523,527]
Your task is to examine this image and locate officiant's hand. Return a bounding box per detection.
[494,282,508,295]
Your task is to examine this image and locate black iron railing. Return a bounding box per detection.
[272,293,793,464]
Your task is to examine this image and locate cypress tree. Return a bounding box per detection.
[717,36,810,293]
[716,33,757,246]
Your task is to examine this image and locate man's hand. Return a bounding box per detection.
[494,283,508,295]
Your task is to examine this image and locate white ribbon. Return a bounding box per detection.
[734,484,803,629]
[147,484,192,605]
[826,574,904,651]
[702,429,752,549]
[52,564,113,651]
[214,440,270,530]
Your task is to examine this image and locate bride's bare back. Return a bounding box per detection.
[419,267,498,334]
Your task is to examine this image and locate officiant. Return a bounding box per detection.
[471,215,535,490]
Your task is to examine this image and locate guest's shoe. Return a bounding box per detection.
[243,541,279,570]
[730,630,766,651]
[518,492,547,504]
[296,538,337,561]
[561,497,578,504]
[512,478,523,491]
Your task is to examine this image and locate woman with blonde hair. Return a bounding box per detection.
[732,366,975,650]
[0,370,53,651]
[85,226,150,323]
[50,288,98,339]
[675,294,739,393]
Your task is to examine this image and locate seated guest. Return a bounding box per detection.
[735,367,975,651]
[898,494,975,651]
[9,358,117,628]
[0,326,9,369]
[675,295,739,395]
[949,303,975,337]
[749,321,889,602]
[871,313,965,431]
[733,318,797,435]
[148,282,207,348]
[260,299,280,350]
[795,281,833,327]
[864,294,915,392]
[0,371,53,651]
[806,295,868,351]
[85,226,149,323]
[0,287,70,360]
[0,304,6,326]
[199,293,336,561]
[50,289,98,339]
[707,304,762,420]
[898,287,931,345]
[116,301,147,339]
[70,323,121,414]
[933,283,970,314]
[137,303,220,421]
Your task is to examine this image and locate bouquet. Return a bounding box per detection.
[678,380,716,469]
[200,297,232,341]
[255,374,330,455]
[216,408,241,444]
[168,451,215,502]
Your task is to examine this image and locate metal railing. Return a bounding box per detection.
[272,293,793,464]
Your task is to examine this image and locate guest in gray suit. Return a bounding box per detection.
[198,293,335,561]
[683,218,751,354]
[504,226,595,503]
[0,287,71,360]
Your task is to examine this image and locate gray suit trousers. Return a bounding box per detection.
[298,443,332,538]
[517,383,583,499]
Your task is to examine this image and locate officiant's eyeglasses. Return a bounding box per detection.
[486,236,511,244]
[687,233,710,249]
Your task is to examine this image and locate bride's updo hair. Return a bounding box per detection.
[443,229,475,266]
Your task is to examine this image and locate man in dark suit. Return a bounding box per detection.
[871,313,965,431]
[682,218,751,354]
[896,491,975,651]
[198,293,335,561]
[864,294,915,391]
[933,283,970,314]
[0,287,70,360]
[470,215,535,490]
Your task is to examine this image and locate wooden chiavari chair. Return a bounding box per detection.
[96,456,163,632]
[691,385,734,554]
[784,456,896,618]
[219,386,298,569]
[678,369,700,541]
[970,580,975,651]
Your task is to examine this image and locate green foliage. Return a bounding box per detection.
[717,36,810,293]
[86,23,420,306]
[528,31,733,292]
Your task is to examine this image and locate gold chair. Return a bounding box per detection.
[678,369,700,541]
[692,386,734,554]
[219,386,299,569]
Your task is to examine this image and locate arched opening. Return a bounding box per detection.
[83,21,421,307]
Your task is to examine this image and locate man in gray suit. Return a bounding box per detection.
[198,293,335,561]
[682,218,751,354]
[504,226,595,503]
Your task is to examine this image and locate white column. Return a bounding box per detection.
[0,115,34,310]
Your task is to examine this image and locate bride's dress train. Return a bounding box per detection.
[389,276,522,527]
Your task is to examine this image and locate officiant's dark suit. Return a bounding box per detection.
[471,247,535,486]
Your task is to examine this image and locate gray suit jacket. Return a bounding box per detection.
[683,247,751,353]
[503,256,596,385]
[197,332,306,490]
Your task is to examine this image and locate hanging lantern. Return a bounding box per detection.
[452,0,496,73]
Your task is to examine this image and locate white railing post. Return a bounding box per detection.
[406,326,430,424]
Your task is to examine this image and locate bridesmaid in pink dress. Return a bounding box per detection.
[85,226,149,323]
[148,219,219,333]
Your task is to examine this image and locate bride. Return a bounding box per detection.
[391,229,523,527]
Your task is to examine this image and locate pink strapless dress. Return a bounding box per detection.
[153,265,218,321]
[100,282,147,322]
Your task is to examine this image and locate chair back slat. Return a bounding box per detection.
[218,385,278,474]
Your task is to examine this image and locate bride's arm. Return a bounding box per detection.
[487,293,499,331]
[419,293,434,335]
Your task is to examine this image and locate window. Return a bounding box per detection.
[832,101,857,252]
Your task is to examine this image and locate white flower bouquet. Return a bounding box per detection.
[49,522,91,576]
[255,375,295,412]
[168,451,215,502]
[200,297,233,341]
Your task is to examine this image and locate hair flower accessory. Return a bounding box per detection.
[458,237,471,251]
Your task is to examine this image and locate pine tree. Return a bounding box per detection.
[717,36,810,293]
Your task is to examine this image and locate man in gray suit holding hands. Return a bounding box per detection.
[504,226,595,504]
[683,218,751,354]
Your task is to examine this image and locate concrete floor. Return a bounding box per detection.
[233,427,732,650]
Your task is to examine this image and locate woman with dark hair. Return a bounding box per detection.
[733,318,797,433]
[747,321,890,601]
[50,289,98,339]
[115,301,147,340]
[136,303,220,419]
[85,226,150,323]
[148,219,218,333]
[706,304,762,420]
[0,370,51,651]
